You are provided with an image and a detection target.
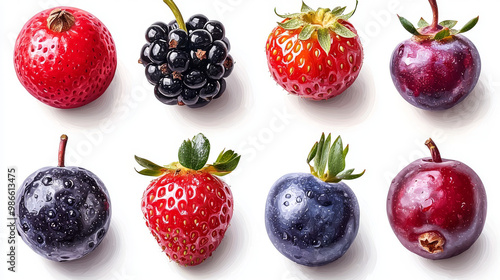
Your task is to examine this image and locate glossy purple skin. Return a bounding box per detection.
[387,158,487,259]
[390,35,481,110]
[15,166,111,262]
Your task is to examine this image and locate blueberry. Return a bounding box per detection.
[265,173,359,266]
[208,40,228,65]
[204,20,225,41]
[167,50,190,72]
[189,30,213,50]
[168,29,188,49]
[184,69,207,89]
[148,40,169,64]
[186,14,209,31]
[15,166,111,262]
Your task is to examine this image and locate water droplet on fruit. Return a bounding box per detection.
[22,223,29,231]
[46,193,52,201]
[284,201,289,207]
[306,191,314,198]
[312,240,322,248]
[68,210,76,217]
[97,229,106,239]
[64,179,73,188]
[88,242,95,248]
[282,232,289,240]
[67,198,74,205]
[47,210,55,218]
[296,197,302,203]
[285,194,291,199]
[50,222,57,229]
[36,235,44,244]
[42,177,53,186]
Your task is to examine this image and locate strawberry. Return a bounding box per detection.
[14,7,117,109]
[135,133,240,266]
[266,1,363,100]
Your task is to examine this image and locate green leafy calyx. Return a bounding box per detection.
[307,133,365,183]
[275,0,358,54]
[135,133,240,177]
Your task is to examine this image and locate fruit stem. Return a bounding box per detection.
[47,8,75,32]
[425,138,442,163]
[428,0,439,31]
[163,0,187,32]
[58,134,68,167]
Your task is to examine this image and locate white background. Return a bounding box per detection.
[1,0,499,279]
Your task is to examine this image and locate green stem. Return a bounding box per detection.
[163,0,187,32]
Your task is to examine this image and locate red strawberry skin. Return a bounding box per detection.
[266,20,363,100]
[141,170,233,266]
[13,6,117,109]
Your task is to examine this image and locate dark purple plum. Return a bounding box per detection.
[15,135,111,262]
[387,139,487,259]
[390,0,480,110]
[265,134,364,266]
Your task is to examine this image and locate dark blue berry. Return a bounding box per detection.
[146,25,167,43]
[204,20,225,41]
[145,63,163,85]
[186,14,209,31]
[158,75,183,97]
[148,40,169,64]
[15,167,111,262]
[223,54,234,78]
[189,30,213,50]
[199,80,220,100]
[206,63,225,80]
[208,40,228,65]
[184,69,207,89]
[155,85,178,105]
[140,44,152,66]
[168,29,188,49]
[265,173,359,267]
[167,50,190,72]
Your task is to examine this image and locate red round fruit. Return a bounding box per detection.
[266,2,363,100]
[387,139,487,259]
[14,7,117,109]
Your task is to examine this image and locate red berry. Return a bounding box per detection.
[14,7,117,109]
[387,139,487,259]
[135,134,240,266]
[266,1,363,100]
[141,170,233,266]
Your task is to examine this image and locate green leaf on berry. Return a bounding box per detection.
[134,155,168,177]
[337,0,358,20]
[418,18,429,28]
[298,24,317,40]
[330,22,356,38]
[307,133,365,183]
[178,133,210,170]
[433,28,450,40]
[439,20,457,29]
[278,18,304,30]
[458,16,479,34]
[274,8,302,19]
[301,1,314,13]
[330,6,346,16]
[398,15,421,36]
[203,149,241,176]
[317,28,332,54]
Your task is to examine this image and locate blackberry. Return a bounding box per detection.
[139,0,234,108]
